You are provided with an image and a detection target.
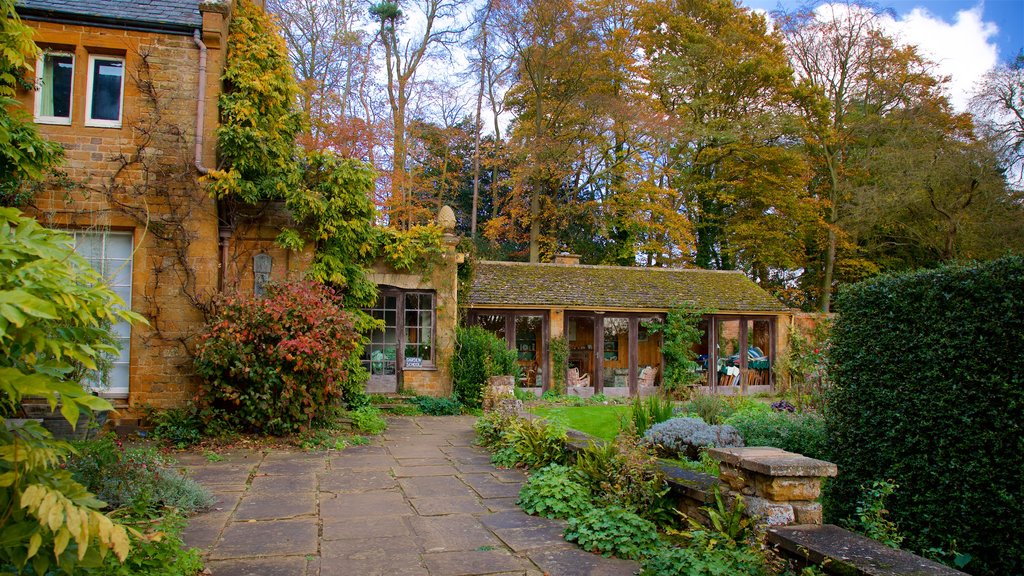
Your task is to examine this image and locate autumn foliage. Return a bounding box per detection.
[195,280,360,434]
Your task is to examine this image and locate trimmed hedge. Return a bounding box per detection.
[451,326,520,408]
[825,256,1023,576]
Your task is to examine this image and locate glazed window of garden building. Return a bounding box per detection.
[404,292,434,368]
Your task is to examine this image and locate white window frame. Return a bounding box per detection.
[33,51,75,126]
[66,230,135,398]
[84,54,125,128]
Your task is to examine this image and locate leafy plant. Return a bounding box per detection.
[517,464,592,519]
[641,531,770,576]
[349,406,387,435]
[573,435,670,522]
[724,409,827,460]
[513,387,534,401]
[565,505,659,560]
[550,336,569,394]
[684,393,728,425]
[698,486,754,545]
[670,448,720,477]
[208,0,303,203]
[630,394,674,436]
[451,326,520,408]
[643,304,713,394]
[195,280,360,434]
[0,0,64,208]
[1,210,145,573]
[93,511,203,576]
[67,435,213,513]
[409,395,462,415]
[474,411,516,448]
[150,404,204,448]
[840,480,905,549]
[644,417,744,460]
[504,418,566,469]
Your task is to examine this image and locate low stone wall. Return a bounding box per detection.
[535,416,967,576]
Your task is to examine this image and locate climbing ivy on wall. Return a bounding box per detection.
[208,0,303,203]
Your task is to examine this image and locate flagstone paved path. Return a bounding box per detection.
[180,416,639,576]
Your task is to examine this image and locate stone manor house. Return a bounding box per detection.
[13,0,795,412]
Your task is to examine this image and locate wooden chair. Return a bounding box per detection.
[638,366,658,387]
[568,367,591,387]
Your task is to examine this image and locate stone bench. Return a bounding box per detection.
[768,524,967,576]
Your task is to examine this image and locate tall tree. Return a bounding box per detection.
[640,0,813,289]
[777,1,943,310]
[370,0,466,228]
[973,52,1024,188]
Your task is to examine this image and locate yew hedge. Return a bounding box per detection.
[825,256,1023,576]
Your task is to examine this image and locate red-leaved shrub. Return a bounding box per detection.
[195,280,360,434]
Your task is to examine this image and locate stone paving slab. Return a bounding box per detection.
[422,550,531,576]
[528,548,640,576]
[210,518,318,559]
[393,465,460,477]
[460,473,523,499]
[411,514,501,552]
[185,416,650,575]
[233,492,316,521]
[321,490,412,519]
[399,475,475,499]
[410,495,487,516]
[321,536,428,576]
[322,513,413,540]
[318,469,397,493]
[249,473,318,493]
[206,556,312,576]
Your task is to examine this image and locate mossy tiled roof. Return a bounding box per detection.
[467,261,790,313]
[18,0,202,33]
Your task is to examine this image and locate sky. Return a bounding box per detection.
[743,0,1024,111]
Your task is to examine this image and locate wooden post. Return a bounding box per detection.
[628,317,639,396]
[594,315,604,394]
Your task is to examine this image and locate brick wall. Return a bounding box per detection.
[17,12,230,409]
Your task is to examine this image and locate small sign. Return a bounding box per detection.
[406,357,423,368]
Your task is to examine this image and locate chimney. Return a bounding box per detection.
[554,253,581,265]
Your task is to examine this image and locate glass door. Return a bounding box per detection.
[364,294,399,393]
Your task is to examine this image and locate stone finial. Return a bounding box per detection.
[437,205,456,231]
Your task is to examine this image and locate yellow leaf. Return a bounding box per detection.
[53,528,70,557]
[110,525,130,562]
[27,532,42,560]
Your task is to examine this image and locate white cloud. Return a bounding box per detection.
[879,5,999,111]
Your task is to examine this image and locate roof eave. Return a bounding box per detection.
[19,7,199,35]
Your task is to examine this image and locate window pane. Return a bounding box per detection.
[90,59,123,121]
[601,317,629,387]
[515,316,542,386]
[40,54,73,118]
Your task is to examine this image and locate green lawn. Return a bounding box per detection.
[529,404,632,440]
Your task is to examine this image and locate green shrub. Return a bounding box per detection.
[451,326,520,408]
[475,412,515,448]
[573,435,670,522]
[513,386,535,401]
[68,435,213,513]
[565,505,659,560]
[517,464,592,519]
[409,395,462,415]
[825,256,1024,576]
[723,409,827,460]
[195,280,361,434]
[503,418,566,469]
[550,336,569,394]
[0,209,143,572]
[150,404,204,448]
[630,394,674,435]
[641,531,770,576]
[349,406,387,435]
[96,511,204,576]
[644,417,744,460]
[840,479,905,549]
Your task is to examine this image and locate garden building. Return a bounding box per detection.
[464,254,794,396]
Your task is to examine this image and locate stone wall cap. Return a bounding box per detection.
[708,447,838,477]
[768,524,968,576]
